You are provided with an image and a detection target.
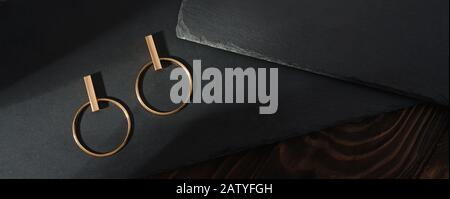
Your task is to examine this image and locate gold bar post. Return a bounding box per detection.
[145,35,163,71]
[83,75,100,112]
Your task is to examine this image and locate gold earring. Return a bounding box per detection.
[72,75,132,157]
[135,35,193,116]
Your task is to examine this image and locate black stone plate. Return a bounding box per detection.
[177,0,449,105]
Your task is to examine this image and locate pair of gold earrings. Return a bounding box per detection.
[71,35,193,157]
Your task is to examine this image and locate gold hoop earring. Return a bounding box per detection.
[72,75,132,157]
[135,35,192,116]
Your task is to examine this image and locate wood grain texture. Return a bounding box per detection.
[155,104,449,179]
[419,131,449,179]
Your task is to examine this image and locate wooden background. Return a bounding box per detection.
[155,104,448,179]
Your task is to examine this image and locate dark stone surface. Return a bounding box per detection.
[0,0,416,178]
[177,0,449,105]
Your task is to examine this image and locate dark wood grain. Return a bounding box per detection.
[420,130,449,179]
[155,104,449,179]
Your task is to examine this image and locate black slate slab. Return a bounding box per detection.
[176,0,449,105]
[0,0,416,178]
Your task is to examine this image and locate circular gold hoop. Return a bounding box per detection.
[72,98,132,157]
[135,57,193,116]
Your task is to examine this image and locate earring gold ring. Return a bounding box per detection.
[135,35,192,116]
[72,75,132,157]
